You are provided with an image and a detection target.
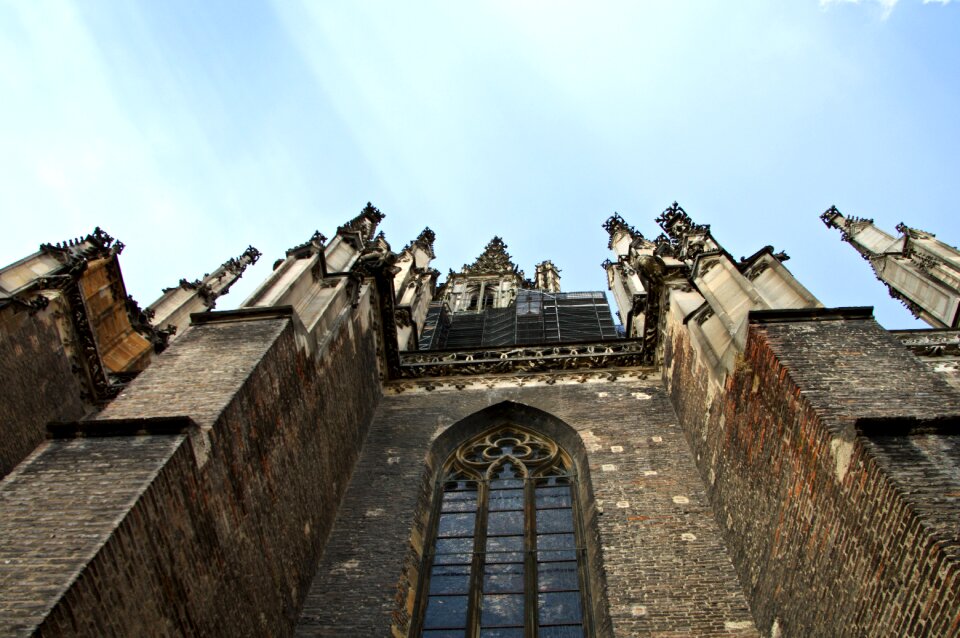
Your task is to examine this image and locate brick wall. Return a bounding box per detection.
[295,371,758,637]
[0,305,86,478]
[0,289,383,636]
[665,310,960,637]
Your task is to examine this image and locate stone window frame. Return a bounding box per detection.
[395,401,611,638]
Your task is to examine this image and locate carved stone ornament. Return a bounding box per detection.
[461,237,522,276]
[337,202,385,243]
[892,330,960,358]
[398,339,647,378]
[402,227,437,259]
[602,213,641,249]
[656,202,710,242]
[286,231,327,259]
[395,307,413,328]
[896,222,936,240]
[223,245,262,273]
[746,260,771,281]
[888,287,923,319]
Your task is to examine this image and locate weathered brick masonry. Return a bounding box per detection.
[665,309,960,637]
[0,306,86,478]
[295,372,759,638]
[0,290,382,636]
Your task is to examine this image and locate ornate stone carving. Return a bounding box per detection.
[461,237,523,276]
[656,202,709,242]
[896,223,936,240]
[745,261,770,281]
[286,231,326,259]
[398,339,646,378]
[395,307,413,328]
[602,213,641,249]
[337,202,385,243]
[891,330,960,358]
[888,288,923,319]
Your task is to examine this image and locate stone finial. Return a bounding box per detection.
[462,237,521,275]
[655,202,709,242]
[286,231,327,259]
[337,202,385,242]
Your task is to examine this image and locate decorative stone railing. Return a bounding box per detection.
[397,338,646,378]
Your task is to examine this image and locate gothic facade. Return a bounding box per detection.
[0,203,958,637]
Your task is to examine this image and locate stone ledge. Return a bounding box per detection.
[748,306,874,324]
[47,416,196,438]
[190,305,294,325]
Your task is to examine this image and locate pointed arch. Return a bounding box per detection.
[402,401,610,637]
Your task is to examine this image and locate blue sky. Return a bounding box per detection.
[1,0,958,328]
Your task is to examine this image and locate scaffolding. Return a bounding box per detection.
[419,290,619,350]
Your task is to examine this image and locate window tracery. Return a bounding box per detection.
[416,426,590,637]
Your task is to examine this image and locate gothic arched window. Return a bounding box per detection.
[414,426,592,637]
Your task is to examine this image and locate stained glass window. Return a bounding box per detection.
[417,427,590,637]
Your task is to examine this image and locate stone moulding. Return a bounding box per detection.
[397,338,646,378]
[891,329,960,358]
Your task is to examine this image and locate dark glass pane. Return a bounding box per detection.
[435,553,473,565]
[435,537,474,564]
[436,537,474,553]
[438,512,476,537]
[537,533,576,550]
[537,533,577,562]
[480,629,525,638]
[423,595,469,629]
[536,508,573,534]
[538,561,579,592]
[535,486,572,509]
[537,591,583,625]
[429,572,470,595]
[538,626,584,638]
[485,535,523,563]
[483,562,523,593]
[481,593,524,627]
[423,631,466,638]
[487,511,524,536]
[441,490,478,513]
[488,489,524,511]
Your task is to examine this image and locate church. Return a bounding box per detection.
[0,202,958,637]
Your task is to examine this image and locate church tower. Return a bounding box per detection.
[823,205,960,328]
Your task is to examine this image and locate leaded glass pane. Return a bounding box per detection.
[423,595,469,629]
[538,561,579,592]
[535,486,572,509]
[481,593,524,627]
[537,591,583,625]
[536,508,574,534]
[487,510,524,535]
[488,489,524,511]
[437,512,476,537]
[485,535,524,563]
[483,563,524,593]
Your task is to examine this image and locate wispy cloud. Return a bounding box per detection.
[820,0,952,19]
[819,0,900,20]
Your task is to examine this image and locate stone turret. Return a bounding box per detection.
[441,237,526,312]
[823,206,960,328]
[603,202,821,377]
[533,260,561,293]
[147,246,261,343]
[393,227,439,350]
